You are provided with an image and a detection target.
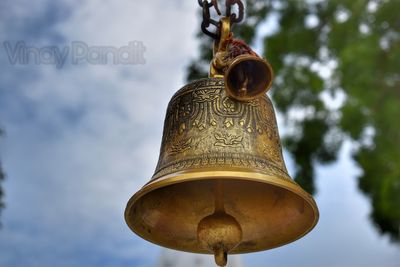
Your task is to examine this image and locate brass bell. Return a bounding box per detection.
[125,16,318,267]
[224,54,273,101]
[210,18,274,101]
[125,76,319,266]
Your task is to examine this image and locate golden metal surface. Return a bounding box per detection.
[210,17,274,101]
[125,78,319,256]
[224,54,274,101]
[210,17,231,78]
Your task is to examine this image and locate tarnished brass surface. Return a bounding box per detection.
[125,78,319,254]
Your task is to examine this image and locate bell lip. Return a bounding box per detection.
[125,168,319,254]
[224,55,274,101]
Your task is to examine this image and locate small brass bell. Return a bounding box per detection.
[210,18,274,101]
[125,15,318,267]
[224,54,273,101]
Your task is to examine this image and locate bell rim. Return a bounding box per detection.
[125,168,319,254]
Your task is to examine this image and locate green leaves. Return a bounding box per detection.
[273,66,324,111]
[340,101,367,140]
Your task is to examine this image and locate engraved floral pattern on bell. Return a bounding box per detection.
[154,78,290,182]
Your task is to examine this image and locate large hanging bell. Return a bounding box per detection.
[125,77,319,265]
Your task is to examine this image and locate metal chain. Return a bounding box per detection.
[198,0,244,39]
[198,0,220,39]
[225,0,244,23]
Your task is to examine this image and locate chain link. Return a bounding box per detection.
[198,0,244,39]
[226,0,244,23]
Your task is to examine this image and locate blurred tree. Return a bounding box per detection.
[187,0,400,242]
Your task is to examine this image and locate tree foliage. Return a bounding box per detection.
[187,0,400,242]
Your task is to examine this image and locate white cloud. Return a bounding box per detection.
[0,0,199,266]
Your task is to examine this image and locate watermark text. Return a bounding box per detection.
[3,41,146,69]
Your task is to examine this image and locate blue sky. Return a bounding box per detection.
[0,1,399,267]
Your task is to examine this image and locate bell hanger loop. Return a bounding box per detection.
[210,17,232,78]
[216,17,232,53]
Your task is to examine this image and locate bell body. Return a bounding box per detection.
[125,78,319,254]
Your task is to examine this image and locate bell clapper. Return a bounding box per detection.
[214,247,228,267]
[238,76,249,97]
[197,180,243,266]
